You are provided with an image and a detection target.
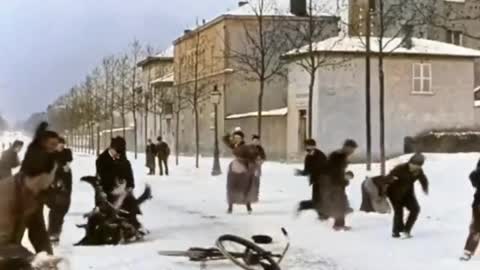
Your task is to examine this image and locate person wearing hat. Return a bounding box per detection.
[320,139,358,231]
[0,140,24,179]
[96,137,144,232]
[387,153,429,239]
[294,139,328,219]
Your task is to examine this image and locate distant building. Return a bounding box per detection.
[286,35,480,160]
[172,0,340,159]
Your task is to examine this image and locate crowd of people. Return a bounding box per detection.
[1,122,480,266]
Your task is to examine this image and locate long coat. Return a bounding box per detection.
[316,150,351,219]
[223,136,260,205]
[298,149,328,202]
[146,143,156,169]
[0,148,20,180]
[0,171,56,255]
[360,176,393,214]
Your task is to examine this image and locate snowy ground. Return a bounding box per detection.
[3,132,480,269]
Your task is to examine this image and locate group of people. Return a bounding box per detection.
[295,137,430,235]
[145,137,170,176]
[0,122,150,266]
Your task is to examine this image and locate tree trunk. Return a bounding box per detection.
[110,76,115,138]
[378,0,386,176]
[307,65,315,139]
[121,81,126,139]
[365,5,372,171]
[144,94,148,149]
[96,125,101,156]
[175,110,180,166]
[257,80,264,139]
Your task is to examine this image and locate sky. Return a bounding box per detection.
[0,0,237,123]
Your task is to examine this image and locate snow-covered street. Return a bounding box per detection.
[37,151,480,270]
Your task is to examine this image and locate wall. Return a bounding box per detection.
[225,116,287,160]
[289,54,476,160]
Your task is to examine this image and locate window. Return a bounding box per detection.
[474,87,480,107]
[412,63,432,94]
[447,30,463,46]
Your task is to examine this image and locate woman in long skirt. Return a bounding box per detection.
[223,131,260,214]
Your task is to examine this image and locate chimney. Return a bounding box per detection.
[402,25,414,49]
[238,1,248,7]
[184,29,192,35]
[291,0,307,16]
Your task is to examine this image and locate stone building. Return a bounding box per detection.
[172,0,340,159]
[286,35,480,160]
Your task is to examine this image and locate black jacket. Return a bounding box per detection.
[96,150,135,194]
[20,144,56,178]
[156,142,170,159]
[255,145,267,161]
[387,163,429,202]
[327,150,350,188]
[53,148,73,193]
[299,149,328,185]
[0,148,20,179]
[469,160,480,207]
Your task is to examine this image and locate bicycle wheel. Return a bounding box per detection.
[216,234,281,270]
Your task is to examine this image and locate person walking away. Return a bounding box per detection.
[0,140,24,179]
[387,153,429,239]
[460,159,480,261]
[223,131,260,214]
[321,139,358,231]
[46,137,73,242]
[0,122,60,263]
[360,174,395,214]
[294,139,328,220]
[96,137,145,237]
[145,139,156,175]
[156,136,170,176]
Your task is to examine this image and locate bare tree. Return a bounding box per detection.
[229,0,289,138]
[128,39,142,159]
[285,0,344,139]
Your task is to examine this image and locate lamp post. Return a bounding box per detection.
[210,85,222,176]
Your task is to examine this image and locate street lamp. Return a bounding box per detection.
[210,85,222,176]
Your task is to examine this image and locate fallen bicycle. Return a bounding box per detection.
[159,228,290,270]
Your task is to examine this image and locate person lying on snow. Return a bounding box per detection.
[75,137,152,245]
[0,122,62,268]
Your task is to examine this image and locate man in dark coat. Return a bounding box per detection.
[0,140,24,179]
[323,139,358,231]
[461,159,480,261]
[46,137,73,242]
[387,153,429,238]
[96,137,141,230]
[145,139,156,175]
[295,139,328,220]
[156,136,170,176]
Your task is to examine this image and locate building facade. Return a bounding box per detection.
[287,36,480,160]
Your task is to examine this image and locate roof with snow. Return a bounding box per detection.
[224,0,345,17]
[137,45,174,67]
[226,107,287,119]
[285,35,480,58]
[151,72,174,86]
